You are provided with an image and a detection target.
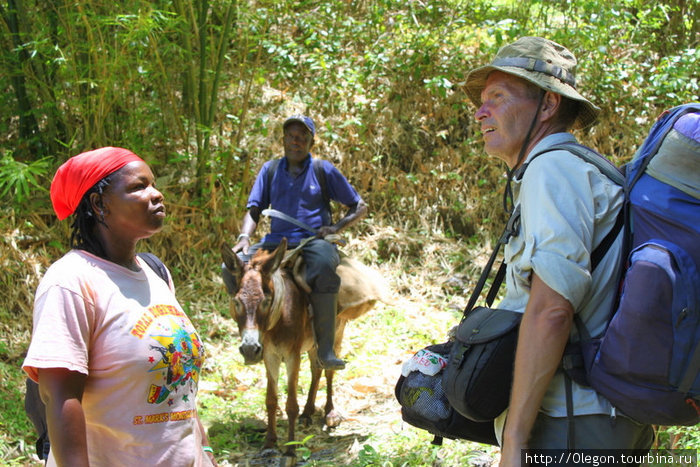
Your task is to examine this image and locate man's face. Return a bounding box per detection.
[283,122,314,165]
[475,71,541,168]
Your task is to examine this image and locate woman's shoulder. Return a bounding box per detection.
[39,250,105,290]
[48,249,98,271]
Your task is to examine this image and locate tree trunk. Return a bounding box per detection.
[2,0,41,158]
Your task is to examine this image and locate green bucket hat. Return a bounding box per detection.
[464,36,600,129]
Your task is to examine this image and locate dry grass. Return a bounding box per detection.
[0,62,660,465]
[194,227,502,466]
[2,206,502,466]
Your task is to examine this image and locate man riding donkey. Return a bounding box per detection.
[224,114,367,370]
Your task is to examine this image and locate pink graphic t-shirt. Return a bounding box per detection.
[23,250,213,467]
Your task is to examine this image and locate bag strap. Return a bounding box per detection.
[462,205,521,317]
[137,252,169,284]
[516,142,623,186]
[464,142,625,320]
[312,158,333,223]
[463,142,624,317]
[565,373,576,450]
[265,158,281,204]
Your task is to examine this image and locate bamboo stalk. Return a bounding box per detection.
[224,38,263,185]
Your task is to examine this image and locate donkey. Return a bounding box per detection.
[221,238,380,453]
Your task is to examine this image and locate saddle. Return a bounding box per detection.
[281,237,389,315]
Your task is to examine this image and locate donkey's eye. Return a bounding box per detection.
[261,296,271,309]
[233,298,245,316]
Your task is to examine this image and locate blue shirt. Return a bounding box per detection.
[247,155,361,245]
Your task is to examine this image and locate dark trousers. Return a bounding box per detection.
[527,412,654,450]
[233,238,340,293]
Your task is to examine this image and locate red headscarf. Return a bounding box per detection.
[50,147,145,220]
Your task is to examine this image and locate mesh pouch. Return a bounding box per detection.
[398,371,452,423]
[395,342,498,446]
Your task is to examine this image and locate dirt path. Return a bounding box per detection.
[206,297,500,467]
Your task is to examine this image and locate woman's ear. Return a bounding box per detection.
[89,192,105,218]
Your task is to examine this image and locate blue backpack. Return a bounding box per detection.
[571,104,700,426]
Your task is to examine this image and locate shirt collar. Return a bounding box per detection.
[524,132,576,165]
[512,133,576,186]
[281,153,312,171]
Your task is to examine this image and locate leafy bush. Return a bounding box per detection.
[0,151,50,209]
[2,0,699,464]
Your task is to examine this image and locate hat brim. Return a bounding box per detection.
[283,117,315,136]
[464,64,600,130]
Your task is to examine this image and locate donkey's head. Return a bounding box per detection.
[221,239,287,364]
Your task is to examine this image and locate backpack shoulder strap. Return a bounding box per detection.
[137,252,169,284]
[462,205,521,316]
[516,142,625,271]
[312,158,332,222]
[518,142,624,186]
[265,158,282,198]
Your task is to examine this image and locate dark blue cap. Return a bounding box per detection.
[283,115,315,136]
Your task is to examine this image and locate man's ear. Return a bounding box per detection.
[540,91,561,122]
[309,137,315,150]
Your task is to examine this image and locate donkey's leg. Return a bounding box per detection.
[283,354,302,456]
[300,349,323,425]
[324,319,347,428]
[263,355,281,449]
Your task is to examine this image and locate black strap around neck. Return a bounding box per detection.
[463,140,626,318]
[462,206,521,318]
[502,91,546,215]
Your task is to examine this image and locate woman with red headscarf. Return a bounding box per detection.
[22,148,217,466]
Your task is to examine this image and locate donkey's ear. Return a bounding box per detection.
[262,237,287,276]
[221,244,245,276]
[221,243,246,295]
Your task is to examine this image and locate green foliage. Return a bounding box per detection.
[0,151,50,208]
[665,425,700,450]
[2,0,697,215]
[648,48,700,101]
[2,0,700,464]
[284,434,314,462]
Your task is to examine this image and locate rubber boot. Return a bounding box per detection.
[309,293,346,370]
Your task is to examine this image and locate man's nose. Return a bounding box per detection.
[475,103,488,121]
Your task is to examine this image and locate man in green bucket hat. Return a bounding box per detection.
[463,37,654,463]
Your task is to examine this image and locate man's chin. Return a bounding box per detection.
[284,149,307,157]
[483,147,517,168]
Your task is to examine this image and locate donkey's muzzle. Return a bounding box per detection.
[239,329,263,364]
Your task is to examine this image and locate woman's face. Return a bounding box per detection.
[95,161,165,241]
